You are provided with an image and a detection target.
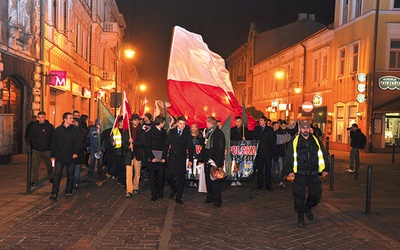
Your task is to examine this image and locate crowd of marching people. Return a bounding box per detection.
[27,110,331,225]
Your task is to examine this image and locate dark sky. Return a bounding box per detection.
[115,0,335,103]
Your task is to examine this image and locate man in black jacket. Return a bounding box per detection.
[203,116,226,207]
[29,111,54,186]
[347,123,366,173]
[253,116,276,190]
[284,120,330,227]
[123,114,146,198]
[162,116,194,204]
[144,116,167,201]
[50,112,80,200]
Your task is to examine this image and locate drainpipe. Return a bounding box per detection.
[40,0,45,111]
[301,42,306,104]
[368,0,380,153]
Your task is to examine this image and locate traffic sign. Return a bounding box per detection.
[302,101,313,113]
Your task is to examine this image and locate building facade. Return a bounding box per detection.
[0,0,138,157]
[228,1,400,152]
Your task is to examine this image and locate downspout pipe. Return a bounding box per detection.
[40,0,45,111]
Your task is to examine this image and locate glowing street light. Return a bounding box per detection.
[124,49,135,59]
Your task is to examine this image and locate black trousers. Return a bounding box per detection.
[52,161,74,195]
[165,172,185,200]
[256,153,273,188]
[205,163,222,205]
[292,174,322,213]
[149,162,165,199]
[114,154,125,185]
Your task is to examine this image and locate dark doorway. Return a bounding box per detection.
[1,76,25,153]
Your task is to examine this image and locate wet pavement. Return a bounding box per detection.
[0,149,399,249]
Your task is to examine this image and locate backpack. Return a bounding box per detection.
[360,132,367,149]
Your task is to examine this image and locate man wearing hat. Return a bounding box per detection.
[284,120,330,227]
[123,114,146,197]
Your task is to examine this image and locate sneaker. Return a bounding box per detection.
[346,169,355,173]
[193,183,197,187]
[106,174,111,179]
[305,207,314,220]
[279,182,286,189]
[189,182,193,187]
[236,181,241,186]
[49,194,57,200]
[65,193,72,198]
[231,181,237,187]
[297,213,305,227]
[133,190,139,195]
[111,176,117,180]
[126,192,132,198]
[31,182,37,187]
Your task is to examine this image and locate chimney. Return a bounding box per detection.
[298,13,308,20]
[308,14,315,21]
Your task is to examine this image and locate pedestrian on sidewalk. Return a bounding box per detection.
[123,114,145,197]
[50,112,80,200]
[284,120,330,227]
[230,116,251,186]
[88,119,104,176]
[29,111,54,186]
[346,123,366,173]
[162,116,194,204]
[144,115,167,201]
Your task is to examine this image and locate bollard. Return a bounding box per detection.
[27,150,32,194]
[355,150,360,180]
[329,154,334,191]
[364,164,372,215]
[393,143,396,163]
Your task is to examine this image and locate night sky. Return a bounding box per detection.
[115,0,335,103]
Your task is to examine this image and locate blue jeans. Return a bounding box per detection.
[89,151,103,173]
[271,157,284,183]
[51,161,74,195]
[74,163,82,186]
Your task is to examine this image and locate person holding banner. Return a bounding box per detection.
[284,120,330,227]
[230,116,251,186]
[202,116,226,207]
[162,116,194,204]
[144,116,167,201]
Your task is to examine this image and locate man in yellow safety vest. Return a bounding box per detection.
[284,120,330,227]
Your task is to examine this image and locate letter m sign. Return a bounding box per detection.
[49,70,67,86]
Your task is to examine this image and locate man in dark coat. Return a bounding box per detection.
[29,111,54,187]
[162,116,194,204]
[50,112,80,200]
[144,116,167,201]
[252,116,276,190]
[347,123,366,173]
[122,114,146,197]
[202,116,226,207]
[284,120,330,227]
[72,118,89,189]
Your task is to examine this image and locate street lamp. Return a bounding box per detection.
[275,67,301,122]
[114,46,135,116]
[134,83,147,113]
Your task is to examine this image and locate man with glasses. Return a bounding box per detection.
[284,120,330,227]
[162,116,194,204]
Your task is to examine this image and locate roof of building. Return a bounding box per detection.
[254,18,327,64]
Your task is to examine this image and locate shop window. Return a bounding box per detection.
[336,106,344,142]
[385,113,400,145]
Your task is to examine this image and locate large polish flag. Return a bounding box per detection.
[167,26,257,130]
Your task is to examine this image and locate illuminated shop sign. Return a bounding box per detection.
[378,76,400,90]
[50,70,67,87]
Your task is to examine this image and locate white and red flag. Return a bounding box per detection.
[167,26,257,129]
[140,95,148,118]
[122,91,132,131]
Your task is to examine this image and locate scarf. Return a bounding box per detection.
[204,125,217,149]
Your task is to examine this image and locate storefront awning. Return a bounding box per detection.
[373,96,400,113]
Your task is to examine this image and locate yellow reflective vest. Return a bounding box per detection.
[292,135,325,173]
[112,127,122,149]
